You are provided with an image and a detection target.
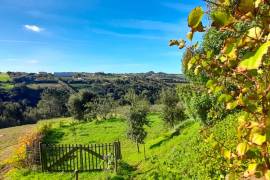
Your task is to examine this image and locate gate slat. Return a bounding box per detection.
[84,145,87,171]
[72,144,76,171]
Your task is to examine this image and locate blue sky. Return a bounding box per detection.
[0,0,206,73]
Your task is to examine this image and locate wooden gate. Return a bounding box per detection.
[39,141,121,172]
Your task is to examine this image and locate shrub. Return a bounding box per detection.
[177,84,228,125]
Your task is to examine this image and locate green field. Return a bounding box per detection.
[0,73,14,90]
[0,73,11,82]
[5,114,187,179]
[3,111,238,179]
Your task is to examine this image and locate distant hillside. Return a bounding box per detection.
[0,71,188,128]
[4,71,187,103]
[8,71,187,88]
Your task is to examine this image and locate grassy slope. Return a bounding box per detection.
[0,73,13,90]
[7,112,237,180]
[0,73,10,82]
[5,113,237,179]
[6,114,169,179]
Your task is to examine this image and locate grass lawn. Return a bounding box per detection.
[6,114,197,179]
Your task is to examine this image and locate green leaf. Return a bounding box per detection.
[214,86,224,93]
[226,101,238,110]
[251,133,266,145]
[188,7,204,29]
[218,94,232,103]
[206,80,215,88]
[211,11,234,27]
[187,55,199,70]
[218,0,231,5]
[238,0,254,13]
[238,41,270,70]
[236,142,249,156]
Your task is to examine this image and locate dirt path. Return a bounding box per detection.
[0,124,36,178]
[0,124,35,162]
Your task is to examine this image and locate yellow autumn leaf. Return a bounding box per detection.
[236,142,249,156]
[251,133,266,145]
[247,27,262,40]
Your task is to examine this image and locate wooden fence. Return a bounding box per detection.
[27,141,122,172]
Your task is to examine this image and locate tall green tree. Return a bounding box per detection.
[68,90,96,120]
[126,91,149,153]
[36,88,69,119]
[160,88,185,128]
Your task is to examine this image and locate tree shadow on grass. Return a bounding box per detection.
[95,118,125,125]
[43,130,65,144]
[118,161,137,177]
[149,120,195,149]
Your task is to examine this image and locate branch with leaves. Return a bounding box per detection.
[170,0,270,178]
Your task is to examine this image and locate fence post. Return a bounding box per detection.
[114,142,118,173]
[75,170,79,180]
[39,142,43,171]
[80,145,83,171]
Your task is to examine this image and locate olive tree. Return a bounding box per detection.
[126,90,149,153]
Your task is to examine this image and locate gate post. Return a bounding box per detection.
[39,142,43,171]
[80,145,83,171]
[113,142,118,173]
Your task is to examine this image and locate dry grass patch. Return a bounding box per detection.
[0,124,35,162]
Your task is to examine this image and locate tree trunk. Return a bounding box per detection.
[137,142,140,153]
[143,144,146,160]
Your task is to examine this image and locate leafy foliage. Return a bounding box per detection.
[160,88,185,127]
[126,91,150,152]
[171,0,270,178]
[177,84,228,125]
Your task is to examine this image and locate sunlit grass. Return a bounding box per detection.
[6,114,172,179]
[0,73,11,82]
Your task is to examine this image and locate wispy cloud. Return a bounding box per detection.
[91,28,165,40]
[24,25,43,32]
[110,19,181,33]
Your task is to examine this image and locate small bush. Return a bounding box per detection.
[177,84,228,126]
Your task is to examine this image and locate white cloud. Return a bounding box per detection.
[24,25,43,32]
